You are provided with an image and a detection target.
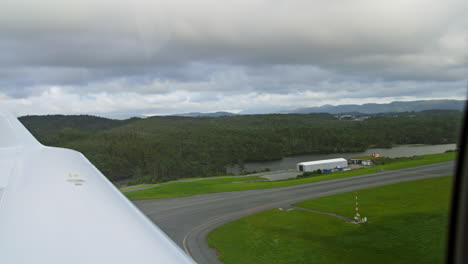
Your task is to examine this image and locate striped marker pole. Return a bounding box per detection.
[354,192,360,222]
[354,192,368,223]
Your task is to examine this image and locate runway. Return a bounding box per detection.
[134,161,455,264]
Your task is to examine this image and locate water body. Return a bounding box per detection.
[228,144,457,174]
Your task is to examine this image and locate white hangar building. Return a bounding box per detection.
[297,158,348,172]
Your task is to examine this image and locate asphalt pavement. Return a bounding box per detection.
[134,161,455,264]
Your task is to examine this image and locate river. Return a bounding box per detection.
[227,143,457,174]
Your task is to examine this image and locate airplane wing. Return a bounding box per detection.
[0,114,196,264]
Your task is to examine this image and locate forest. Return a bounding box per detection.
[19,110,462,184]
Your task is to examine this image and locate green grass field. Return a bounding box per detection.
[125,152,455,200]
[125,176,266,200]
[208,176,453,264]
[120,172,270,190]
[118,184,158,191]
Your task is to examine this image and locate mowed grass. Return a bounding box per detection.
[118,184,158,191]
[208,176,453,264]
[125,176,265,200]
[125,152,456,200]
[119,174,258,191]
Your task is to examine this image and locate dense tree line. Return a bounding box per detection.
[19,110,462,183]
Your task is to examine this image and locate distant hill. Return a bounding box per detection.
[285,100,466,114]
[19,111,462,184]
[170,111,238,117]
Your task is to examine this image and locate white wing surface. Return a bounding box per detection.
[0,114,196,264]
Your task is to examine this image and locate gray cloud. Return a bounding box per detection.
[0,0,467,116]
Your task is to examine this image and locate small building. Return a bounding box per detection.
[349,159,373,166]
[361,160,372,166]
[297,158,348,172]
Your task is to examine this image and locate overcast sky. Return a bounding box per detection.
[1,0,467,117]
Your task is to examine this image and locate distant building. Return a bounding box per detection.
[297,158,348,172]
[349,159,373,166]
[361,160,372,166]
[335,114,354,120]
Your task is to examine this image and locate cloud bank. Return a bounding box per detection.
[1,0,467,117]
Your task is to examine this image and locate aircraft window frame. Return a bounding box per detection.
[447,100,468,264]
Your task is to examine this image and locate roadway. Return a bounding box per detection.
[134,161,455,264]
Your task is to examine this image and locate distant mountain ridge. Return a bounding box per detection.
[170,100,465,117]
[285,100,466,114]
[170,111,238,117]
